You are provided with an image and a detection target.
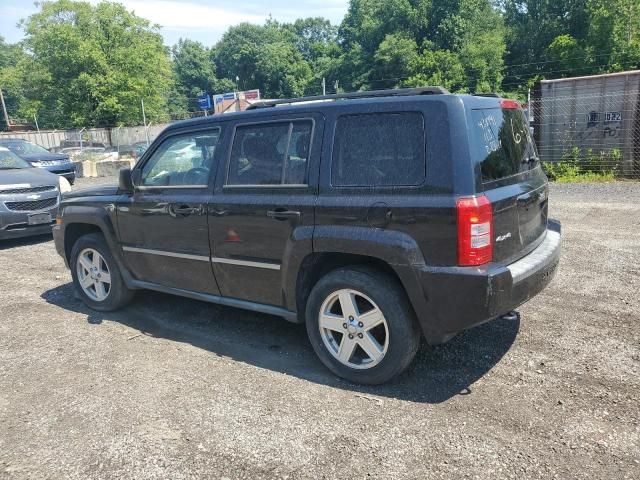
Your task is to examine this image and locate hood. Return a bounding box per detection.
[0,167,61,188]
[20,152,71,162]
[63,183,119,199]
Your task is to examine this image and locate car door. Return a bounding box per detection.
[117,126,223,294]
[208,113,323,307]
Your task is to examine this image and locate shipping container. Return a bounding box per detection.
[533,70,640,176]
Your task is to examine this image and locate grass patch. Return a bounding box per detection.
[543,147,621,183]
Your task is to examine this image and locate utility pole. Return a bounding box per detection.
[334,80,339,93]
[141,98,149,146]
[33,114,40,133]
[0,88,10,131]
[322,77,326,95]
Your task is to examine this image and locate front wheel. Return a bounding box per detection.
[70,233,134,311]
[305,267,421,385]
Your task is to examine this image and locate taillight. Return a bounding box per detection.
[500,99,521,110]
[457,195,493,266]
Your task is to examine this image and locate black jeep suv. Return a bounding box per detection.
[53,88,561,384]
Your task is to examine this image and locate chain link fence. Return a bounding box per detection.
[0,124,167,157]
[532,71,640,178]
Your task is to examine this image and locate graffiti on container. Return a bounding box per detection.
[577,111,622,141]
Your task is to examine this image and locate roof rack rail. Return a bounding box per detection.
[474,93,501,98]
[246,87,449,110]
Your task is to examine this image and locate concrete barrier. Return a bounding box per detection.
[73,160,97,178]
[94,159,136,177]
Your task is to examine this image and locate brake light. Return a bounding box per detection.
[500,99,521,110]
[457,195,493,266]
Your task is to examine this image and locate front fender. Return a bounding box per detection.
[58,203,134,286]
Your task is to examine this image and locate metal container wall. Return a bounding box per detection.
[533,70,640,176]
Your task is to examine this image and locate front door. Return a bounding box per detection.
[117,128,222,294]
[208,114,323,307]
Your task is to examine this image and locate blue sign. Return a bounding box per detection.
[222,92,237,101]
[197,94,211,110]
[214,95,224,105]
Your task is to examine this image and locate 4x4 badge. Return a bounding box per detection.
[496,232,512,243]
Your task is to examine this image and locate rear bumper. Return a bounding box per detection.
[414,220,561,344]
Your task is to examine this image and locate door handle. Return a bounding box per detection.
[170,204,201,217]
[267,209,301,221]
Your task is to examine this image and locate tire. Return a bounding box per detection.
[305,266,421,385]
[70,233,134,311]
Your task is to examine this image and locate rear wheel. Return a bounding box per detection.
[305,267,421,384]
[70,233,134,311]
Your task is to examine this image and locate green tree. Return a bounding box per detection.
[337,0,505,91]
[0,37,27,129]
[20,0,172,128]
[500,0,640,87]
[406,47,466,91]
[214,21,312,98]
[171,38,235,114]
[371,34,419,89]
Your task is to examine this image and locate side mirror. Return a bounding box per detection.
[119,167,134,193]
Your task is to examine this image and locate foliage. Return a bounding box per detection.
[0,36,29,128]
[3,0,640,130]
[4,0,172,128]
[543,147,621,181]
[338,0,505,92]
[501,0,640,92]
[214,20,312,98]
[170,39,235,113]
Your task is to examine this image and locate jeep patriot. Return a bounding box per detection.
[53,87,561,384]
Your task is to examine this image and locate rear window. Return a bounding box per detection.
[470,108,538,183]
[332,112,426,187]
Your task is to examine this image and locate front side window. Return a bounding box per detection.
[140,130,220,187]
[227,120,312,186]
[332,112,426,187]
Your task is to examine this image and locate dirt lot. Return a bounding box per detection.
[1,180,639,479]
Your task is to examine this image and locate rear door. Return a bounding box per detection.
[208,113,323,307]
[468,102,548,264]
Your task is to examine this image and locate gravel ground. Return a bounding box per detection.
[0,180,639,479]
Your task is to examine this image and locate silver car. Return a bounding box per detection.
[0,146,63,240]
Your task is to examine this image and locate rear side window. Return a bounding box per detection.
[332,112,426,187]
[470,108,539,183]
[227,120,312,186]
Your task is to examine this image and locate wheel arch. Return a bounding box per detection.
[60,205,133,286]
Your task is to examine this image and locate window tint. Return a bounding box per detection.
[227,121,312,186]
[332,112,426,187]
[141,130,220,187]
[470,108,539,184]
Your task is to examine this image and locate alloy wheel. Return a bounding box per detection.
[76,248,112,302]
[318,289,389,369]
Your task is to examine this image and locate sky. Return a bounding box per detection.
[0,0,350,46]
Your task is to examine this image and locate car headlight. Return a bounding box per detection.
[58,176,72,193]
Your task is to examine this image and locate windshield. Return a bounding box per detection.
[4,140,51,156]
[0,148,32,169]
[470,107,539,184]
